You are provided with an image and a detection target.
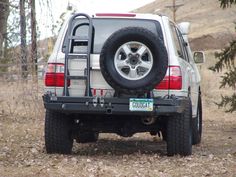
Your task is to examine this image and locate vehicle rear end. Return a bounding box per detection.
[43,13,193,156]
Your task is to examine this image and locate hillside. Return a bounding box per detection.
[134,0,236,50]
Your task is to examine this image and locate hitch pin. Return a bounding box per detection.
[100,97,105,107]
[93,97,98,107]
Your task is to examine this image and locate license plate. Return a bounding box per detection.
[129,98,153,112]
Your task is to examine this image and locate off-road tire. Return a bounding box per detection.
[100,27,168,94]
[192,93,202,145]
[45,110,73,154]
[76,132,99,143]
[167,98,192,156]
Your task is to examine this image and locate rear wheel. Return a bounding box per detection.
[192,93,202,145]
[45,110,73,154]
[167,98,192,156]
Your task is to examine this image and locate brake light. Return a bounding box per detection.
[95,13,136,17]
[155,66,182,90]
[44,63,70,87]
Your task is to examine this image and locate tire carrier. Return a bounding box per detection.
[64,13,93,96]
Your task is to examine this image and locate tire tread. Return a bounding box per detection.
[45,110,73,154]
[167,98,192,156]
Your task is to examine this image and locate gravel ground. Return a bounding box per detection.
[0,99,235,177]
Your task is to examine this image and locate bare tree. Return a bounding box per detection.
[30,0,37,79]
[19,0,28,78]
[0,0,10,58]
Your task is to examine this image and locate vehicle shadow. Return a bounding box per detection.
[73,137,167,156]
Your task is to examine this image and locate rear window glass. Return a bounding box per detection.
[62,18,163,54]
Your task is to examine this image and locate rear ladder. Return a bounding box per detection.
[64,13,93,96]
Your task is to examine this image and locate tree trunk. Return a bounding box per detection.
[30,0,37,80]
[19,0,28,79]
[0,0,10,58]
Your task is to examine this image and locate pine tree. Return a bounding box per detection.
[210,0,236,112]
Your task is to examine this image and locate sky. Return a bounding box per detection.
[36,0,154,39]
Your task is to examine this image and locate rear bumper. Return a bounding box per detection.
[43,94,188,116]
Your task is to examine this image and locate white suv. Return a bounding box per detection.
[43,13,204,156]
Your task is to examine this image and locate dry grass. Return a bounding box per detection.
[0,79,44,120]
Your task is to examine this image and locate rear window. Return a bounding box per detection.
[62,18,163,54]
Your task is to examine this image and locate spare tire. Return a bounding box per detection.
[100,27,168,94]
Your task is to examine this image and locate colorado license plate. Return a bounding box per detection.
[129,98,153,111]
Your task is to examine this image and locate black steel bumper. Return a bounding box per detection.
[43,94,188,116]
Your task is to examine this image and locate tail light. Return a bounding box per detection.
[44,63,70,87]
[155,66,182,90]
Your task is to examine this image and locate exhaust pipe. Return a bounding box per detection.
[141,117,156,125]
